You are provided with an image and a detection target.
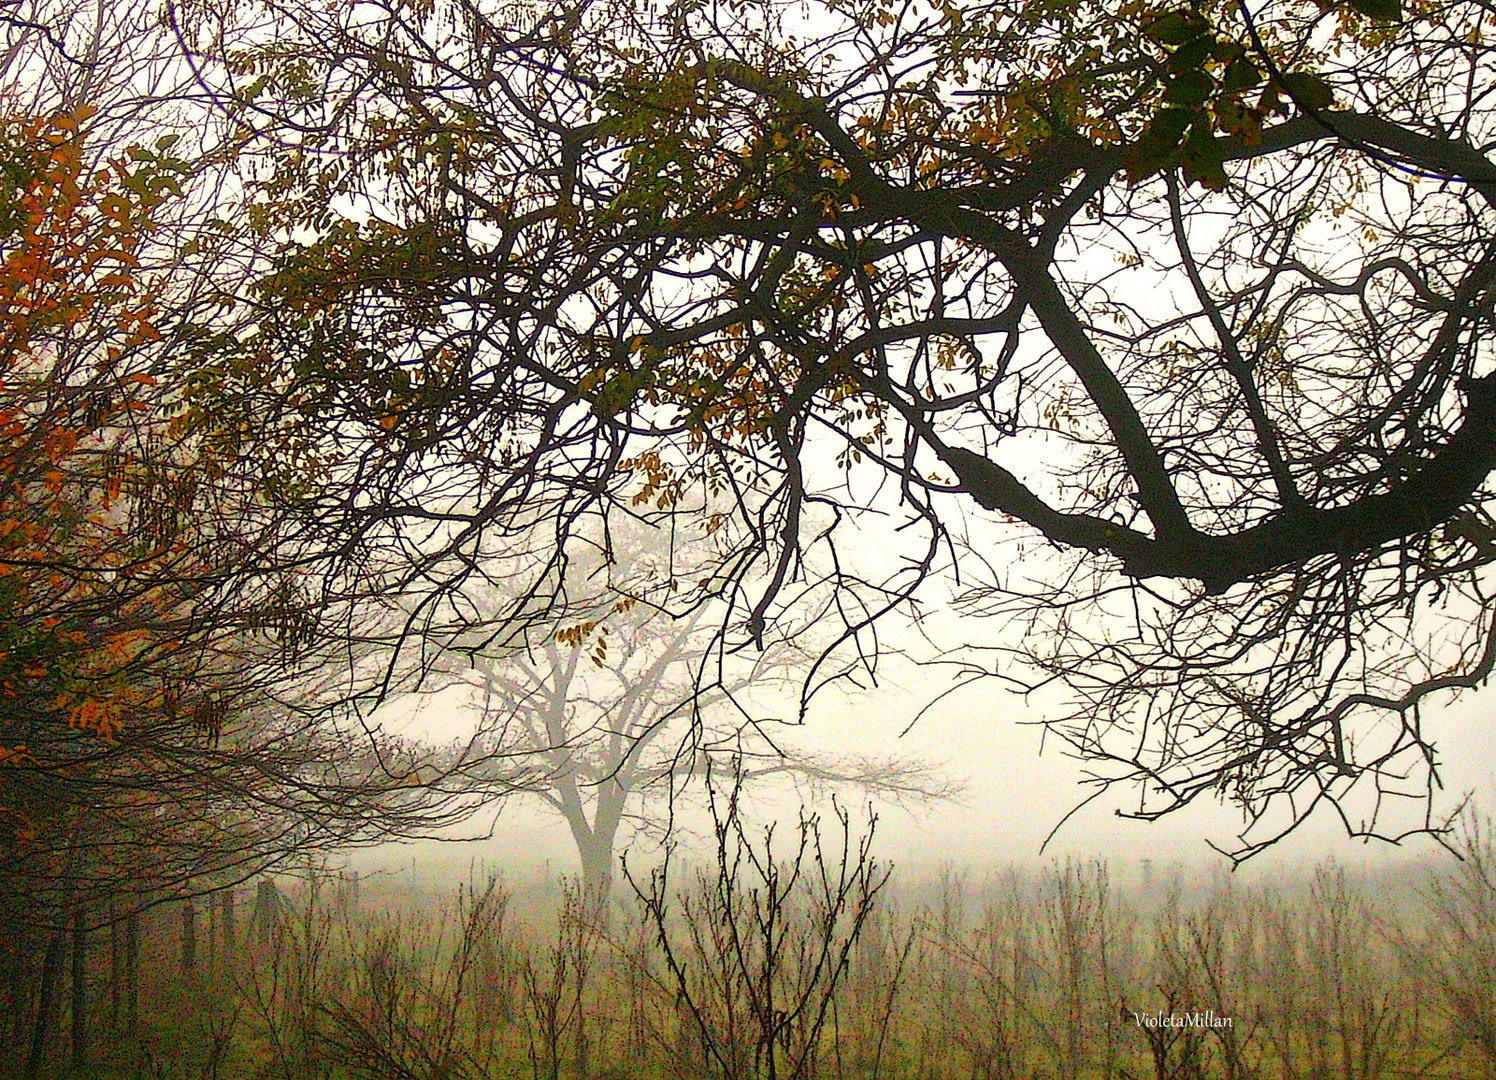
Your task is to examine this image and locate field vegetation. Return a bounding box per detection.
[20,811,1496,1080]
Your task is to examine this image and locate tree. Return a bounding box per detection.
[183,0,1496,858]
[0,94,447,855]
[0,7,550,1067]
[0,108,190,763]
[446,598,953,902]
[0,106,501,1066]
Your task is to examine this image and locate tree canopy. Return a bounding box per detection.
[62,0,1496,856]
[0,101,468,922]
[0,0,515,936]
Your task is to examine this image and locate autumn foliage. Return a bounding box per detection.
[0,107,205,834]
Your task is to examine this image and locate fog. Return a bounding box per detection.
[360,630,1496,890]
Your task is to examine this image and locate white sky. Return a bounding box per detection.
[365,612,1496,887]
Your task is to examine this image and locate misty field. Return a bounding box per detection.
[8,813,1496,1080]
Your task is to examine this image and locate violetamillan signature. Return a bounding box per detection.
[1131,1010,1234,1030]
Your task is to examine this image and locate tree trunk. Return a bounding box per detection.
[124,910,139,1037]
[253,879,279,945]
[3,921,34,1049]
[578,835,616,911]
[25,927,64,1079]
[337,870,359,913]
[181,899,197,978]
[208,890,219,975]
[71,908,86,1069]
[563,780,627,921]
[109,901,120,1033]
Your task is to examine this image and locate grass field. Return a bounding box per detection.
[22,820,1496,1080]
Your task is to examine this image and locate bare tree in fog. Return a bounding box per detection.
[441,600,954,903]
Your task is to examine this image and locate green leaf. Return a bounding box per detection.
[1222,58,1263,92]
[1144,10,1208,45]
[1169,34,1216,72]
[1211,40,1246,64]
[1348,0,1401,19]
[1125,107,1196,180]
[1151,107,1195,144]
[1181,124,1228,191]
[1165,70,1215,107]
[1279,72,1334,111]
[1213,97,1264,146]
[1257,81,1288,117]
[591,373,637,419]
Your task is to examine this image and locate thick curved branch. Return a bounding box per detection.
[938,373,1496,591]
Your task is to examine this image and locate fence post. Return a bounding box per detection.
[253,879,282,945]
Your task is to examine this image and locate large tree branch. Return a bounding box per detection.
[937,373,1496,591]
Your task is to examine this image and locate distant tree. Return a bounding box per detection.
[448,601,954,903]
